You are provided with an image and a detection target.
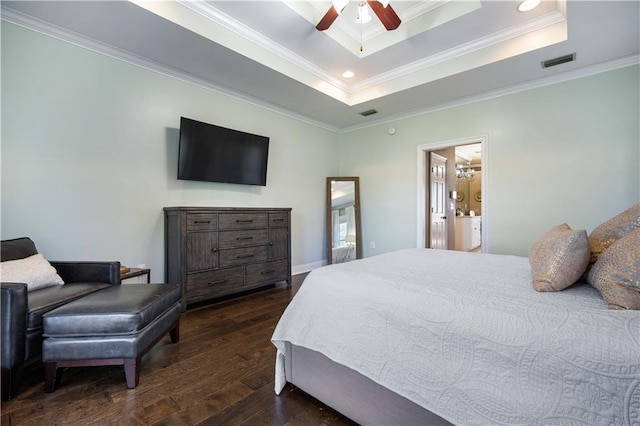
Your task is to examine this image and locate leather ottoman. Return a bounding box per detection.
[42,283,181,391]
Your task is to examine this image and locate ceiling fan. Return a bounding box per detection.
[316,0,401,31]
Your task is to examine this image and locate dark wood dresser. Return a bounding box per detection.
[164,207,292,308]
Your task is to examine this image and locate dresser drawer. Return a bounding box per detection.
[269,212,289,227]
[186,267,244,301]
[246,259,289,287]
[186,213,218,231]
[219,246,268,268]
[219,213,267,230]
[219,229,268,249]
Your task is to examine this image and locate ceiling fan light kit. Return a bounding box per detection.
[356,3,372,24]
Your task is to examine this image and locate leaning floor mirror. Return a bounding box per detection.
[326,177,362,264]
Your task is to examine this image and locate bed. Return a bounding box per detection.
[271,248,640,425]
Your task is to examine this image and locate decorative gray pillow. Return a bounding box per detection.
[1,253,64,291]
[587,228,640,310]
[530,223,590,292]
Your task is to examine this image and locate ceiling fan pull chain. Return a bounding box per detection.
[360,14,364,52]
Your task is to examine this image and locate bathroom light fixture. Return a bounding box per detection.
[456,162,475,180]
[342,70,355,78]
[517,0,541,12]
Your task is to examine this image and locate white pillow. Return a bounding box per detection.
[1,253,64,291]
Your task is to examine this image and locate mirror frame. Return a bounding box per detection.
[326,177,363,264]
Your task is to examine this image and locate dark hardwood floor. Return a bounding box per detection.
[1,275,357,425]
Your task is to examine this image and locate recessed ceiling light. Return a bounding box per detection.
[342,70,355,78]
[517,0,541,12]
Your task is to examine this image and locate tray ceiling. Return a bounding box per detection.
[2,1,638,130]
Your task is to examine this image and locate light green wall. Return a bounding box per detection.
[340,65,640,256]
[2,23,639,273]
[1,23,339,278]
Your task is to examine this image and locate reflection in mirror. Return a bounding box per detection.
[326,177,362,264]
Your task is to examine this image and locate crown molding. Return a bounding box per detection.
[1,0,572,109]
[341,54,640,133]
[285,0,481,59]
[3,1,635,133]
[176,0,350,92]
[1,5,340,132]
[129,0,354,103]
[351,5,567,92]
[338,0,449,45]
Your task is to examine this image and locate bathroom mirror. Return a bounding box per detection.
[326,177,362,264]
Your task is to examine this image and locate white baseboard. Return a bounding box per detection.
[292,260,326,276]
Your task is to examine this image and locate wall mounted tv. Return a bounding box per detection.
[177,117,269,186]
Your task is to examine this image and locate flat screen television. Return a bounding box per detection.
[177,117,269,186]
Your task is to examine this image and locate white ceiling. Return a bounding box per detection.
[331,180,356,206]
[2,0,639,130]
[455,142,482,164]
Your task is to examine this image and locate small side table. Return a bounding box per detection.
[121,268,151,284]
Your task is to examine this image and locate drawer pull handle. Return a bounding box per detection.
[272,219,284,222]
[261,269,276,275]
[211,248,218,252]
[193,220,211,224]
[237,236,254,241]
[208,280,227,286]
[237,254,254,259]
[236,219,253,223]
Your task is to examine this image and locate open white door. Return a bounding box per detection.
[430,153,447,249]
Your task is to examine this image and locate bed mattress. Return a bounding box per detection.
[272,249,640,425]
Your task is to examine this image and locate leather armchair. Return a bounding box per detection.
[1,237,120,400]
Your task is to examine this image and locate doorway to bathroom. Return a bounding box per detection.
[416,135,487,252]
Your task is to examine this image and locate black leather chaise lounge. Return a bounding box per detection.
[1,237,120,400]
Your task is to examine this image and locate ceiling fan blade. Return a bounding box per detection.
[316,6,339,31]
[367,1,401,30]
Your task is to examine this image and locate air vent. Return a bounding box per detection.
[359,109,378,117]
[542,53,576,69]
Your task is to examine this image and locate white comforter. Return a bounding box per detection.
[271,249,640,425]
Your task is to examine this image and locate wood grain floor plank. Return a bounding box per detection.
[1,276,354,426]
